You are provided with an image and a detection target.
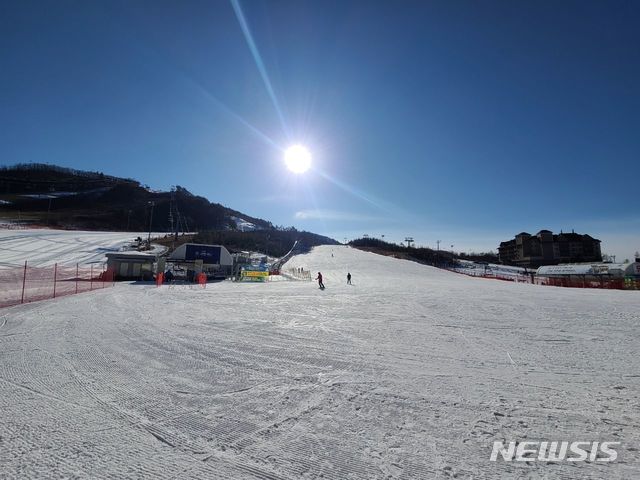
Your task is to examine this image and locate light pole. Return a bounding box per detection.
[265,234,270,259]
[46,187,55,225]
[147,201,155,248]
[46,197,53,225]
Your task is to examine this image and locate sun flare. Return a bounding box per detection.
[284,145,312,174]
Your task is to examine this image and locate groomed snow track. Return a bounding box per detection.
[1,245,639,478]
[0,229,151,268]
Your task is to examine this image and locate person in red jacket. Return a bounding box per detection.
[315,272,325,289]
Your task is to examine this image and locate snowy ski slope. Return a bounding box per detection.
[1,245,639,478]
[0,229,156,267]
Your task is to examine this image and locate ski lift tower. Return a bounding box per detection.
[147,201,155,248]
[168,188,175,236]
[405,237,414,248]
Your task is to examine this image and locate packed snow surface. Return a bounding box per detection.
[1,245,639,478]
[0,229,159,268]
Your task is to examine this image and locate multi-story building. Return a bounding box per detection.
[498,230,602,267]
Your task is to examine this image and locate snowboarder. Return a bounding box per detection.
[315,272,325,289]
[347,272,352,285]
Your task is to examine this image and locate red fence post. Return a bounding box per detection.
[90,264,93,291]
[75,263,79,294]
[21,260,27,304]
[53,263,58,298]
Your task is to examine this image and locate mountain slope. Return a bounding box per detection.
[0,164,270,231]
[0,164,338,253]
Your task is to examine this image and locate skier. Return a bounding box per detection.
[315,271,325,289]
[347,272,352,285]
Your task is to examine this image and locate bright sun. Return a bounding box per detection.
[284,145,312,174]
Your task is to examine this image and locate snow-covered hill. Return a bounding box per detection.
[0,229,158,268]
[1,245,638,478]
[231,215,259,232]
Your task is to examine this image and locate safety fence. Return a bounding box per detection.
[447,266,532,283]
[282,268,312,281]
[533,276,640,290]
[444,265,639,290]
[0,261,115,308]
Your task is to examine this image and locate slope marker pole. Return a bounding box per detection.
[53,263,58,298]
[21,260,27,304]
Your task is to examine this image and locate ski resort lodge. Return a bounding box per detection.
[168,243,233,278]
[498,230,602,268]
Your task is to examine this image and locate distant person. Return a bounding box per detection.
[347,272,352,285]
[315,272,325,289]
[164,270,174,283]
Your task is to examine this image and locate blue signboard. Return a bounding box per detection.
[185,245,221,263]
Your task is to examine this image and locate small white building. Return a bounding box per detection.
[535,262,640,289]
[106,252,158,280]
[536,262,640,279]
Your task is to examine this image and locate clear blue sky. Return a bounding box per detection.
[1,0,638,259]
